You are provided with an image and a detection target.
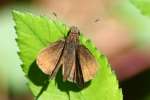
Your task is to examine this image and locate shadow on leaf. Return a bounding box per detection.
[28,61,49,99]
[28,61,91,99]
[55,67,91,92]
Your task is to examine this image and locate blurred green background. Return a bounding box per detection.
[0,0,150,100]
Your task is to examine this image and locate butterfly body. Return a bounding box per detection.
[36,26,98,87]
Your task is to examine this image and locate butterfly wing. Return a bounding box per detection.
[75,54,84,87]
[61,42,76,81]
[66,59,76,82]
[67,44,98,86]
[36,40,65,76]
[63,44,84,87]
[77,45,98,82]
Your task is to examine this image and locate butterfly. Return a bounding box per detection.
[36,26,98,87]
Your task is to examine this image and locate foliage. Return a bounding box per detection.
[12,10,122,100]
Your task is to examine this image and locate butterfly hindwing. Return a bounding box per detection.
[75,53,84,87]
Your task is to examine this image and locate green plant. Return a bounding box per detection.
[12,10,122,100]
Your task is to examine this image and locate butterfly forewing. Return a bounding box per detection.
[78,45,98,82]
[36,40,65,75]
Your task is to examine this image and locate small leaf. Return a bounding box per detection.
[130,0,150,16]
[12,10,123,100]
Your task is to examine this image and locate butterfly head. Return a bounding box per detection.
[70,26,80,34]
[67,26,80,42]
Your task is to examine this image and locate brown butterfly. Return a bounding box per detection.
[36,26,98,87]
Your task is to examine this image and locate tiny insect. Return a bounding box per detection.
[36,26,98,87]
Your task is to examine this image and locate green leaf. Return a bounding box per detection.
[130,0,150,16]
[12,10,123,100]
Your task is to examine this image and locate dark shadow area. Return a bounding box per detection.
[55,68,91,92]
[28,61,91,99]
[120,68,150,100]
[28,61,49,99]
[35,81,49,100]
[28,61,49,86]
